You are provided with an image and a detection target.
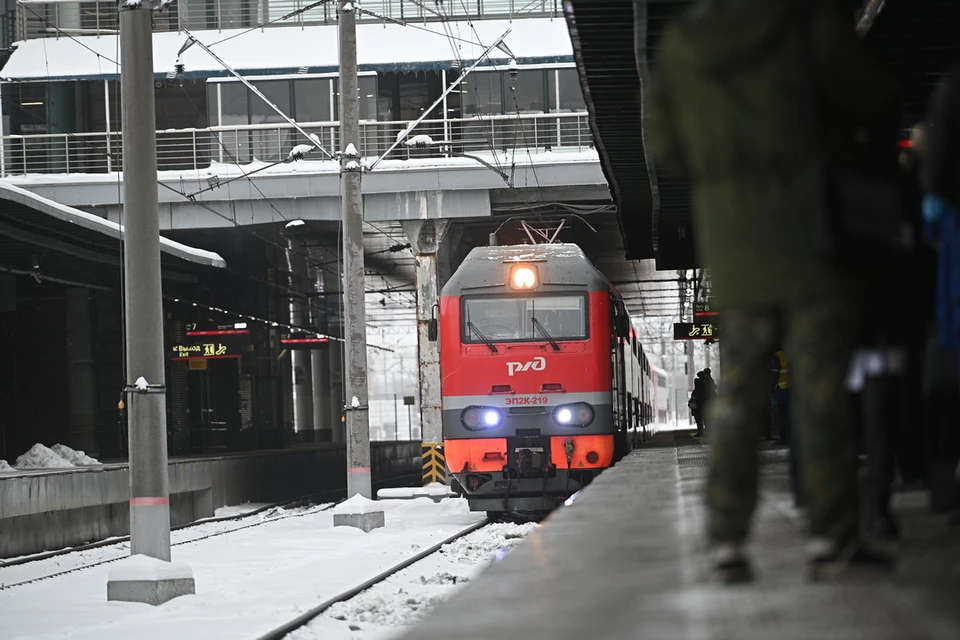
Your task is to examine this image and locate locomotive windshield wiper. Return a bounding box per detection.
[531,316,561,351]
[467,321,498,353]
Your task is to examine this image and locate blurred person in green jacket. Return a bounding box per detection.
[649,0,900,583]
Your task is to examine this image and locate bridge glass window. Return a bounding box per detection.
[250,80,291,124]
[508,70,546,114]
[461,71,502,116]
[462,294,588,343]
[333,75,379,120]
[549,68,586,112]
[219,81,248,126]
[294,78,333,122]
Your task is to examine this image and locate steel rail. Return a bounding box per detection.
[255,518,491,640]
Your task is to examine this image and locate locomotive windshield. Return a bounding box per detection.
[462,294,588,343]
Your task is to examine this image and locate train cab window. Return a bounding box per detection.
[462,294,588,343]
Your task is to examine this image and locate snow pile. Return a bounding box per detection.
[333,494,383,515]
[0,459,14,472]
[15,444,74,469]
[107,554,193,582]
[51,444,100,466]
[287,144,315,161]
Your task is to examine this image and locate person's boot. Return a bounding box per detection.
[708,543,754,584]
[870,508,901,541]
[806,537,895,583]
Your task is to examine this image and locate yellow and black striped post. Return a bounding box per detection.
[421,444,446,485]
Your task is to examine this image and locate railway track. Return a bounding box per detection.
[0,493,341,591]
[255,519,492,640]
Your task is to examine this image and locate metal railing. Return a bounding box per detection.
[0,112,593,177]
[16,0,558,41]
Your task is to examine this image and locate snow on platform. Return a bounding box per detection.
[0,498,482,640]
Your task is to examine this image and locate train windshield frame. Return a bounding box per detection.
[461,293,589,344]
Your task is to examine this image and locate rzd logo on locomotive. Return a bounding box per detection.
[506,356,546,377]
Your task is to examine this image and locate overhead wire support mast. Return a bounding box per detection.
[108,0,195,605]
[178,29,335,160]
[339,0,372,499]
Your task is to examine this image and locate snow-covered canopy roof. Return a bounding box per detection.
[0,180,226,268]
[1,18,574,82]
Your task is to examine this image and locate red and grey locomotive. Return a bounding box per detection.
[433,242,653,516]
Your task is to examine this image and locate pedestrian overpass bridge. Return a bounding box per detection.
[0,113,609,229]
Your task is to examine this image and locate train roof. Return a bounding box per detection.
[442,243,611,296]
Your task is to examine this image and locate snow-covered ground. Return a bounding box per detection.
[291,522,538,640]
[0,503,333,579]
[0,498,485,639]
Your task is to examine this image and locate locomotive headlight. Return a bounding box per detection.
[553,403,595,427]
[462,406,503,430]
[575,403,595,425]
[509,265,538,290]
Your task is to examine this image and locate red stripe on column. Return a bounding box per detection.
[129,496,170,506]
[347,467,370,473]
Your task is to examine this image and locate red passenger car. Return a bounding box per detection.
[432,243,651,517]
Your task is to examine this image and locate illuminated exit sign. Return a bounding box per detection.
[674,322,720,340]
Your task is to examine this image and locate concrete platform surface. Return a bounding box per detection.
[401,430,960,640]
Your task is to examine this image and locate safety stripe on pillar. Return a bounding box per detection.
[129,496,169,506]
[421,444,446,486]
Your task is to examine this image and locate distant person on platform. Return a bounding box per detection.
[691,373,706,437]
[702,367,718,408]
[650,0,898,583]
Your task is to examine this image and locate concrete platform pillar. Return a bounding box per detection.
[332,495,385,532]
[106,554,195,606]
[285,234,314,439]
[401,220,449,486]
